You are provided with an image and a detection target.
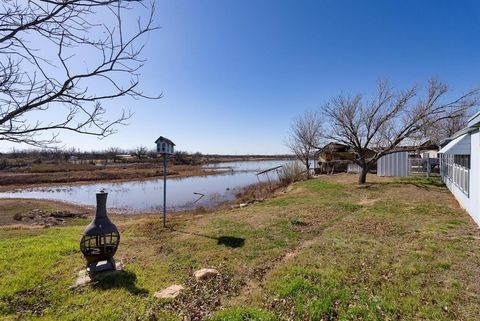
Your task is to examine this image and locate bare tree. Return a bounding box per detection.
[286,110,323,179]
[427,109,471,144]
[106,147,121,163]
[0,0,159,147]
[322,78,480,184]
[133,145,147,160]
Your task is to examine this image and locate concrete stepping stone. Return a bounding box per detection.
[153,284,185,299]
[194,268,220,281]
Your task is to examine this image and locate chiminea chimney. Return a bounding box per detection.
[80,191,120,274]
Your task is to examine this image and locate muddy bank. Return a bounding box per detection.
[0,155,292,189]
[0,179,287,228]
[0,164,222,191]
[13,209,88,227]
[0,198,91,226]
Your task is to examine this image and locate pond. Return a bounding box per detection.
[0,160,293,213]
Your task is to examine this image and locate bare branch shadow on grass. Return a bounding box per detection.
[169,228,245,248]
[93,270,148,295]
[366,176,445,192]
[368,181,432,191]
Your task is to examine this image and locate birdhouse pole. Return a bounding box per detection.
[155,136,175,228]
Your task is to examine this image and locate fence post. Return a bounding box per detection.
[426,155,431,177]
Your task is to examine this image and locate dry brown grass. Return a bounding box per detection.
[235,181,285,203]
[0,163,212,190]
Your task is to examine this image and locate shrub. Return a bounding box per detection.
[235,181,279,202]
[0,159,7,170]
[278,161,305,186]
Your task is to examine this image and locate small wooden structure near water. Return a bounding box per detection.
[315,143,375,174]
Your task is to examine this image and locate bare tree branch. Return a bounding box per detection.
[0,0,160,147]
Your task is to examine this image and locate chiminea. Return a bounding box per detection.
[80,191,120,274]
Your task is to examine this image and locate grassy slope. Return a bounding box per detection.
[1,175,479,320]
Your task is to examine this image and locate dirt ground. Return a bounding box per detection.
[0,198,91,226]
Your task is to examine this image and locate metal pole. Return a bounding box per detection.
[163,154,167,228]
[427,155,431,178]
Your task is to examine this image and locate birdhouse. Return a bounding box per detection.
[155,136,175,155]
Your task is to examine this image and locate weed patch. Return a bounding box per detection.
[338,202,362,212]
[398,175,444,187]
[208,307,276,321]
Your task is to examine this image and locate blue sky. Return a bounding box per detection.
[2,0,480,154]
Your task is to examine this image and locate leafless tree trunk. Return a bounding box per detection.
[0,0,159,147]
[286,110,323,179]
[322,78,480,184]
[133,145,147,160]
[106,147,121,163]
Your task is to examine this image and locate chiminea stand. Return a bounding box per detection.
[80,191,120,276]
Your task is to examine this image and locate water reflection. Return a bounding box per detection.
[0,160,291,213]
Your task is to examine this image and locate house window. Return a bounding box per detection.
[441,153,470,195]
[454,155,470,169]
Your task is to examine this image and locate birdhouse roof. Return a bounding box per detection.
[155,136,176,146]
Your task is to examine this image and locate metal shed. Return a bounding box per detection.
[347,163,362,173]
[377,151,410,177]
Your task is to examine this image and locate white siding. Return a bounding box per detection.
[439,134,471,155]
[469,131,480,225]
[441,130,480,226]
[156,142,174,155]
[377,152,410,177]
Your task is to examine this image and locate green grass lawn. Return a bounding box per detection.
[1,174,479,320]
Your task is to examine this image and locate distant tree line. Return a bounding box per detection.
[0,147,205,169]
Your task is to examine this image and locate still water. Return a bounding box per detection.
[0,160,291,213]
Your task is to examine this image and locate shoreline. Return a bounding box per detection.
[0,159,290,223]
[0,180,285,227]
[0,158,290,192]
[0,164,210,191]
[0,167,236,193]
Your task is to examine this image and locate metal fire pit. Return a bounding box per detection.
[80,191,120,274]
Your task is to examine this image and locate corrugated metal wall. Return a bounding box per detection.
[347,163,362,173]
[377,151,410,177]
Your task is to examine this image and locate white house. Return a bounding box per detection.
[439,112,480,226]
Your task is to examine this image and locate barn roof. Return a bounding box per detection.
[321,142,351,152]
[392,139,438,151]
[155,136,176,146]
[371,138,439,153]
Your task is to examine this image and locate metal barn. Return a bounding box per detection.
[377,151,410,177]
